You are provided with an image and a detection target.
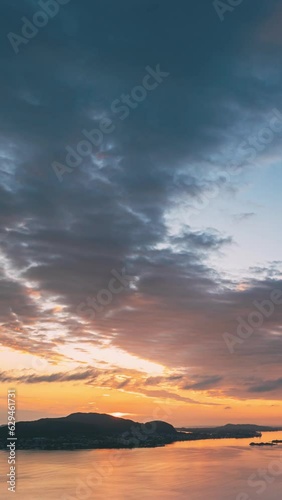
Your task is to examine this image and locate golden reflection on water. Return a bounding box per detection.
[170,430,282,449]
[0,432,281,499]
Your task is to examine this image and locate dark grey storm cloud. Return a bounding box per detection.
[248,378,282,393]
[0,367,97,384]
[1,0,282,400]
[183,375,223,391]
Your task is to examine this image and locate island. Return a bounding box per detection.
[249,442,277,447]
[0,413,281,450]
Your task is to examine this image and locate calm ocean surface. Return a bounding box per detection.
[1,431,282,499]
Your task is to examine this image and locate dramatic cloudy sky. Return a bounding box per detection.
[0,0,282,426]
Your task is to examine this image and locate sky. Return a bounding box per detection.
[0,0,282,427]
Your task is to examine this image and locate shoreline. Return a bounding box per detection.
[1,429,282,451]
